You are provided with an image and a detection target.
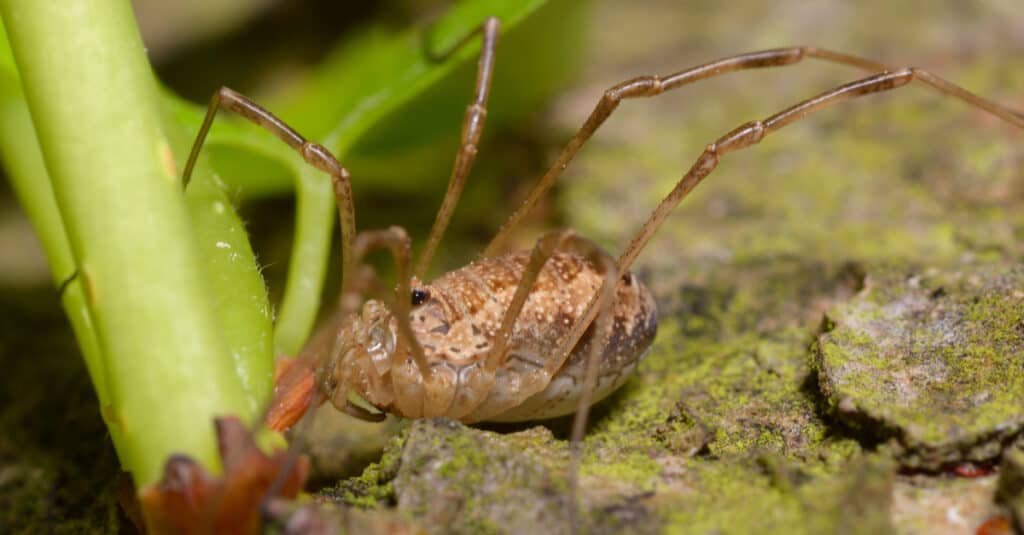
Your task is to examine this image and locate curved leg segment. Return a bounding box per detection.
[186,87,363,433]
[182,87,359,325]
[483,228,576,374]
[346,227,431,378]
[415,17,501,278]
[483,47,1024,257]
[564,240,618,535]
[474,228,618,532]
[616,69,1023,273]
[266,225,419,432]
[481,229,617,378]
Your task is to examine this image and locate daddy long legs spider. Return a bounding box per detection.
[176,15,1024,533]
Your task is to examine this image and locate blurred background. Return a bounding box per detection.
[2,0,1022,531]
[2,0,1022,288]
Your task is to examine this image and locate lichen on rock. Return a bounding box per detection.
[816,263,1024,469]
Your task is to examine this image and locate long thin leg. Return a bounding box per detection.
[312,227,433,423]
[616,68,1024,274]
[262,232,424,521]
[482,228,575,373]
[184,88,362,433]
[482,229,615,374]
[182,87,359,308]
[281,225,418,427]
[482,47,1024,257]
[475,228,617,532]
[414,17,501,278]
[268,218,431,431]
[564,243,617,535]
[338,263,383,319]
[266,244,386,433]
[347,227,430,379]
[265,245,382,433]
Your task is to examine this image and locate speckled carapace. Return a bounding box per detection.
[325,250,656,423]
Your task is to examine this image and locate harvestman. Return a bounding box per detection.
[181,16,1024,526]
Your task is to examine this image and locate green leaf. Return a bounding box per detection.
[273,0,551,156]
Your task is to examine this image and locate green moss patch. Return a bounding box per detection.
[817,263,1024,468]
[380,419,574,533]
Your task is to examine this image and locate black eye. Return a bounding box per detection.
[411,288,429,306]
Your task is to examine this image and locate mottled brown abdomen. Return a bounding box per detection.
[402,250,657,422]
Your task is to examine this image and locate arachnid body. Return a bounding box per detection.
[329,250,657,423]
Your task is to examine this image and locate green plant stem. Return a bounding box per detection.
[0,0,253,485]
[0,98,122,449]
[273,164,336,355]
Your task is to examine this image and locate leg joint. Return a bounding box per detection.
[711,120,766,155]
[301,142,343,175]
[608,75,664,100]
[462,103,488,142]
[217,86,238,100]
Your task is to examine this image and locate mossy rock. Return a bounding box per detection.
[652,453,897,535]
[327,416,900,535]
[652,325,836,462]
[592,259,866,467]
[816,263,1024,469]
[337,418,664,534]
[391,418,572,534]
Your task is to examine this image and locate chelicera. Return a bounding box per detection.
[179,14,1024,523]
